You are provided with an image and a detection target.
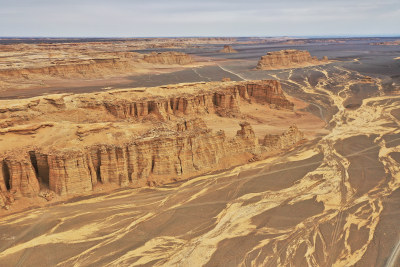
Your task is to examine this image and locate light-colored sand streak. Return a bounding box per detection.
[192,68,212,82]
[216,64,247,81]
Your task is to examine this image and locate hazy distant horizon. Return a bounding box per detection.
[0,35,399,39]
[1,0,399,37]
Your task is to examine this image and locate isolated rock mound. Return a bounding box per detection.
[143,52,193,65]
[220,45,238,53]
[256,49,329,70]
[263,125,304,151]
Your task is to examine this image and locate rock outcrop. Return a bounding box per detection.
[99,80,293,119]
[256,49,329,70]
[220,45,238,53]
[0,80,293,124]
[0,119,303,202]
[263,125,304,151]
[143,52,193,65]
[0,156,40,208]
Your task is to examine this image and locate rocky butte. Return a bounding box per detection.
[256,49,329,70]
[219,45,238,53]
[0,80,305,210]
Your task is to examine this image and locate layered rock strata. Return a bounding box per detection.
[0,53,141,80]
[0,80,293,124]
[0,120,303,202]
[100,80,293,120]
[256,49,329,70]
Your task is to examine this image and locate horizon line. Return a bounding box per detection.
[0,35,399,39]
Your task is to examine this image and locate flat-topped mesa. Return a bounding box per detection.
[0,48,201,91]
[256,49,329,70]
[0,80,293,125]
[220,45,238,53]
[143,52,194,65]
[0,52,143,80]
[101,80,293,120]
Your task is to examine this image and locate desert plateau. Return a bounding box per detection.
[0,36,399,267]
[1,0,400,266]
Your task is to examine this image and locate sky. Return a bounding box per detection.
[0,0,399,37]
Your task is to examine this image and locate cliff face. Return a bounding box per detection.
[0,156,40,208]
[99,80,293,120]
[0,120,255,197]
[219,45,238,53]
[256,49,329,70]
[0,58,135,80]
[0,120,303,202]
[143,52,193,65]
[0,52,143,80]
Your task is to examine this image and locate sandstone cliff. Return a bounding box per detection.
[143,52,193,65]
[0,120,303,203]
[0,80,293,124]
[256,49,329,70]
[219,45,238,53]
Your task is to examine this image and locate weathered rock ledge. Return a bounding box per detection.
[256,49,329,70]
